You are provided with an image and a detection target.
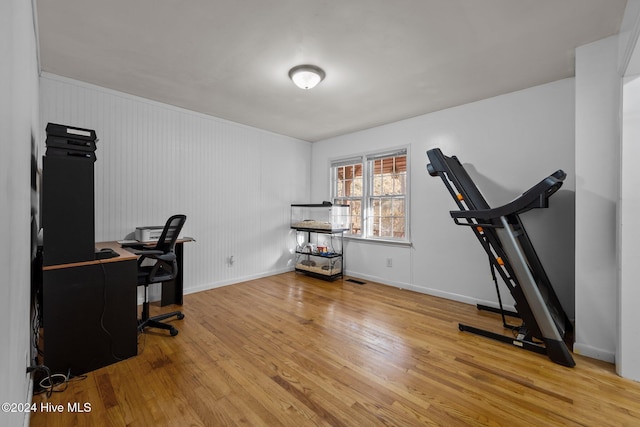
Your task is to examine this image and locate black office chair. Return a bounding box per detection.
[134,214,187,336]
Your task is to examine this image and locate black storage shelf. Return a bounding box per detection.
[294,250,341,258]
[292,227,344,281]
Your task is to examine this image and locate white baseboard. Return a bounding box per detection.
[23,373,34,427]
[183,267,294,297]
[344,270,516,312]
[139,267,294,305]
[573,342,615,363]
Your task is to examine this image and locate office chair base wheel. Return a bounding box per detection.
[170,327,178,336]
[177,313,185,320]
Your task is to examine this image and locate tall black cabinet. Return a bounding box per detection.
[39,123,138,375]
[42,123,97,266]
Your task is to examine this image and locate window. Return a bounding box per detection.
[331,148,408,241]
[332,158,363,235]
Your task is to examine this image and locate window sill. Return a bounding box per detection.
[343,235,412,247]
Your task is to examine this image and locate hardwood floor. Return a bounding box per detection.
[30,272,640,426]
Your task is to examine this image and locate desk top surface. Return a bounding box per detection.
[117,237,195,247]
[42,238,195,271]
[42,241,137,271]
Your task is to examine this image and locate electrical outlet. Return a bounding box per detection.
[386,258,393,267]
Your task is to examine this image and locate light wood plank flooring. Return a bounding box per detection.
[31,272,640,426]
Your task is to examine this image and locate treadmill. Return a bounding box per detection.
[426,148,575,367]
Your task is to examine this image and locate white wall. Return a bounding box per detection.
[574,36,621,363]
[618,0,640,381]
[39,74,311,296]
[0,0,39,426]
[620,75,640,380]
[311,79,576,318]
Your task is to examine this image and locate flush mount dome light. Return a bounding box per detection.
[288,64,325,89]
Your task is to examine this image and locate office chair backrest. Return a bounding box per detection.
[154,214,187,253]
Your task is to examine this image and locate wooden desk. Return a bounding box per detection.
[42,241,138,270]
[119,237,194,306]
[42,242,138,375]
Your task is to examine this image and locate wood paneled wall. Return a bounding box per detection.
[39,73,311,294]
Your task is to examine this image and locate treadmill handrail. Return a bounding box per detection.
[449,171,565,222]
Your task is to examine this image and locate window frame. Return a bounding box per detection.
[330,147,410,244]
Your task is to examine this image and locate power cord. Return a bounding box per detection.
[98,261,128,362]
[27,366,87,397]
[137,327,147,354]
[26,365,53,398]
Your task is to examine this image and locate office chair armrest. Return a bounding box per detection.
[135,249,165,267]
[155,253,176,262]
[131,249,164,256]
[137,250,176,264]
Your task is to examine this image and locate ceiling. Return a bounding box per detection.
[36,0,628,142]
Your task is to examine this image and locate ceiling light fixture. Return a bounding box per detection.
[288,64,325,90]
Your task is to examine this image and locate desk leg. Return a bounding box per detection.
[161,242,184,306]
